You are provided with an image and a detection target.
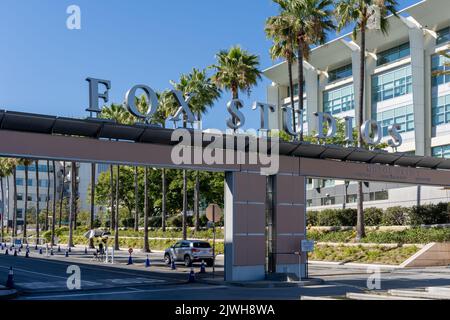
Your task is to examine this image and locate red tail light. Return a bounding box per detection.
[192,248,200,253]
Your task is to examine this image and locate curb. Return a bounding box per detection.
[197,277,324,288]
[0,289,19,300]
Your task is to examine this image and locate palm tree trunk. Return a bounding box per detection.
[114,165,120,250]
[68,162,76,248]
[12,167,17,237]
[1,177,4,242]
[51,160,56,247]
[6,176,10,235]
[35,161,40,243]
[182,169,188,240]
[287,58,296,134]
[89,163,96,248]
[143,167,150,253]
[194,171,200,231]
[356,21,367,241]
[161,168,166,232]
[110,164,115,231]
[45,160,50,231]
[134,166,139,231]
[297,36,305,141]
[59,162,65,228]
[24,165,28,242]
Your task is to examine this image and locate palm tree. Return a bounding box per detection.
[59,161,66,228]
[0,159,14,241]
[266,12,298,132]
[143,166,150,253]
[114,164,120,250]
[45,160,51,231]
[68,162,76,248]
[51,160,57,247]
[275,0,335,140]
[171,69,221,231]
[11,160,18,237]
[35,160,40,244]
[20,159,33,242]
[212,46,262,102]
[335,0,399,240]
[89,162,96,248]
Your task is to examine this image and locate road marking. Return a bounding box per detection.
[0,265,68,280]
[23,285,228,299]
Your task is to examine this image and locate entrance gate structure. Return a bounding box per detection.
[1,111,450,281]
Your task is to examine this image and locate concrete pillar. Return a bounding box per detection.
[224,171,267,281]
[401,16,426,156]
[304,62,319,132]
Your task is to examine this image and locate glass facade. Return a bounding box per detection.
[16,164,54,172]
[377,43,410,66]
[432,145,450,159]
[437,27,450,45]
[328,64,352,83]
[287,83,305,98]
[377,105,414,137]
[323,84,355,115]
[432,93,450,126]
[372,65,412,103]
[432,53,450,87]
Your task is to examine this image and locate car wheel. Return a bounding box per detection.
[206,259,214,267]
[164,254,171,265]
[184,255,192,267]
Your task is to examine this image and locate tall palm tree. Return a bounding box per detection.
[266,12,298,132]
[11,160,18,237]
[212,46,262,101]
[275,0,335,140]
[171,69,221,231]
[45,160,51,231]
[89,162,96,248]
[114,164,120,251]
[20,159,33,242]
[0,159,14,241]
[335,0,398,240]
[59,161,66,228]
[143,166,150,253]
[35,160,40,244]
[68,162,76,248]
[51,160,57,247]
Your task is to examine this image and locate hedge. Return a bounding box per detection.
[307,202,450,227]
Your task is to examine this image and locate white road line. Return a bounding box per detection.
[23,285,228,299]
[0,265,68,280]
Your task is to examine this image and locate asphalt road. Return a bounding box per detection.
[2,245,450,300]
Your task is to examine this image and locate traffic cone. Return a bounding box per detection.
[5,248,8,255]
[127,254,133,265]
[199,260,206,274]
[50,248,54,256]
[25,249,29,258]
[5,267,14,289]
[84,247,88,254]
[188,268,195,283]
[145,255,151,268]
[57,245,61,253]
[171,259,176,270]
[18,247,21,253]
[65,250,69,257]
[35,244,38,250]
[13,250,17,257]
[0,243,3,250]
[68,247,71,253]
[39,248,43,255]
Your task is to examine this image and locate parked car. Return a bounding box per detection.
[164,240,214,267]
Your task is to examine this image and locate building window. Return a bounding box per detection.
[377,43,410,66]
[321,196,336,206]
[39,180,49,188]
[323,84,355,115]
[372,65,412,103]
[346,194,357,204]
[369,191,389,201]
[16,209,23,219]
[16,164,53,172]
[97,164,109,174]
[377,105,414,137]
[287,83,305,98]
[328,64,352,83]
[17,194,23,201]
[432,145,450,159]
[27,195,33,201]
[16,178,24,186]
[432,53,450,87]
[437,27,450,45]
[306,199,313,207]
[432,93,450,126]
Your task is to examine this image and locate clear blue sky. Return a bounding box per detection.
[0,0,420,130]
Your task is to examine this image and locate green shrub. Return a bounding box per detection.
[149,216,162,228]
[167,215,183,228]
[409,203,450,226]
[121,218,135,228]
[306,211,319,226]
[364,207,383,226]
[317,209,356,226]
[382,206,407,226]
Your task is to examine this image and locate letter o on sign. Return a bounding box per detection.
[361,120,382,145]
[125,84,159,122]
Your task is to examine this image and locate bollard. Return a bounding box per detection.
[50,248,54,256]
[5,267,14,289]
[35,244,38,250]
[84,247,88,255]
[68,247,71,253]
[171,259,176,270]
[65,250,69,258]
[57,245,61,253]
[39,248,43,255]
[188,268,195,283]
[145,255,151,268]
[199,260,206,274]
[25,249,29,258]
[13,250,17,257]
[5,248,9,256]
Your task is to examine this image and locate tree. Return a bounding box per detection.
[45,160,51,231]
[170,69,221,231]
[35,160,40,244]
[19,159,33,242]
[11,159,18,237]
[275,0,335,140]
[143,167,150,253]
[433,50,450,76]
[335,0,399,240]
[51,160,57,247]
[68,162,77,248]
[266,12,297,131]
[0,159,14,240]
[89,162,96,248]
[59,161,66,228]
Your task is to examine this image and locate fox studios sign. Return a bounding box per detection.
[85,77,403,148]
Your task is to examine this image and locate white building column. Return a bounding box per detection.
[304,61,319,132]
[400,16,426,156]
[267,82,282,130]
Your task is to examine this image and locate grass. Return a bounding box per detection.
[308,244,420,265]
